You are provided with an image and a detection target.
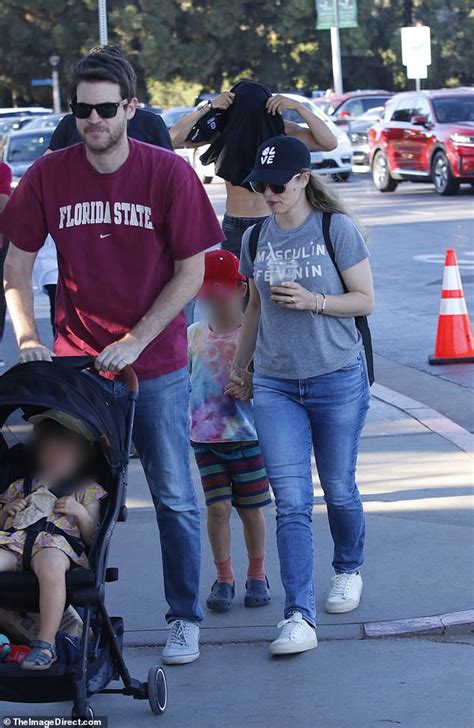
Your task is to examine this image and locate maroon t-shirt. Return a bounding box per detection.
[0,162,11,196]
[0,140,223,379]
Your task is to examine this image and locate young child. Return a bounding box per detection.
[0,410,106,670]
[188,249,271,612]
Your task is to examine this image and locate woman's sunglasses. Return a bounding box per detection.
[70,100,128,120]
[250,173,302,195]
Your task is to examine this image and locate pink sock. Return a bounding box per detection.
[215,558,234,585]
[247,555,266,582]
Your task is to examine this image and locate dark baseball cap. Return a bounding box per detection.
[242,135,311,187]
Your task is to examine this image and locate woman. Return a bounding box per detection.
[170,81,337,258]
[226,135,374,656]
[0,161,12,366]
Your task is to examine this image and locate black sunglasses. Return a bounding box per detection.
[250,173,302,195]
[70,100,128,119]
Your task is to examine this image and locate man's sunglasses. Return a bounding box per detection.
[250,173,302,195]
[70,100,128,119]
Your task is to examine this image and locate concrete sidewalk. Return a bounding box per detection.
[1,312,473,727]
[104,390,473,646]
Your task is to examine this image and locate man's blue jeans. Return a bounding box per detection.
[93,366,203,624]
[252,355,370,626]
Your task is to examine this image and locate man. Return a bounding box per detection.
[0,161,12,366]
[0,48,223,665]
[48,46,173,152]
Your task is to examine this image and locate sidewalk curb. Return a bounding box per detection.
[123,610,474,647]
[362,609,474,639]
[372,383,474,456]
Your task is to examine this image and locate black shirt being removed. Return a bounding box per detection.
[48,108,173,151]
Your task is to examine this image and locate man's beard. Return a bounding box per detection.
[80,121,126,154]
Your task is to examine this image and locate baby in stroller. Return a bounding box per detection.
[0,409,106,671]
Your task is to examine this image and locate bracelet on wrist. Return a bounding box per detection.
[320,292,327,314]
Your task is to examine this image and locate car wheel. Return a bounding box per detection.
[432,151,459,195]
[372,151,397,192]
[193,150,213,185]
[332,172,351,182]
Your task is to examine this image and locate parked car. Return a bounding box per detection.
[3,128,53,186]
[0,107,52,118]
[368,89,474,195]
[280,94,353,181]
[325,91,393,126]
[22,114,64,131]
[348,107,385,165]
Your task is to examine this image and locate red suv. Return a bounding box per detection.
[368,89,474,195]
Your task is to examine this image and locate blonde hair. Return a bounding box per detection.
[304,172,366,239]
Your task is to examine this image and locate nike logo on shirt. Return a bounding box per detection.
[100,233,112,239]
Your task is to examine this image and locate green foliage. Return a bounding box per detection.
[0,0,472,108]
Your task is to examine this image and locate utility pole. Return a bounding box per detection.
[98,0,108,45]
[330,0,343,94]
[49,53,61,113]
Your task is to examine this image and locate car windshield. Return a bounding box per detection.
[6,132,52,163]
[23,115,63,130]
[432,96,474,123]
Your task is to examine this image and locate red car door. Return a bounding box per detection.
[386,98,416,171]
[402,96,435,173]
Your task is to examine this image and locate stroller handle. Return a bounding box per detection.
[55,356,139,395]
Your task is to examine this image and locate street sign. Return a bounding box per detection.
[401,26,431,67]
[316,0,358,29]
[31,79,53,87]
[316,0,336,29]
[338,0,358,28]
[407,64,428,80]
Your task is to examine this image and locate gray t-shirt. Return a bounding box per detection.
[239,210,369,380]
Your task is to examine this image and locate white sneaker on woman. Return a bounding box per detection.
[269,612,318,655]
[324,572,363,613]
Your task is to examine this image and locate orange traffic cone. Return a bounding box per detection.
[429,249,474,365]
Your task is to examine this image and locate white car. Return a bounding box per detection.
[280,94,353,181]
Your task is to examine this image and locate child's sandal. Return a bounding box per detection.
[21,639,57,670]
[245,577,271,607]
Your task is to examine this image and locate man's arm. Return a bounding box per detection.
[4,244,53,361]
[95,252,205,372]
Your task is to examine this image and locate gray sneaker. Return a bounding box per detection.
[162,620,200,665]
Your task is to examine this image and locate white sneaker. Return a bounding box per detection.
[162,620,200,665]
[270,612,318,655]
[325,572,363,614]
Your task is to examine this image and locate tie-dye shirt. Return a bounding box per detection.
[188,323,258,443]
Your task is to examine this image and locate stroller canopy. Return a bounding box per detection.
[0,361,126,471]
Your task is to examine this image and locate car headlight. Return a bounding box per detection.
[337,132,350,144]
[450,132,474,145]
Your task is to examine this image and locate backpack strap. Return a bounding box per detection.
[249,220,266,264]
[322,212,375,385]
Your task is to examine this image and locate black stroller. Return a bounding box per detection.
[0,357,167,718]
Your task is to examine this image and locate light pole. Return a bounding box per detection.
[49,53,61,113]
[330,0,343,94]
[98,0,108,44]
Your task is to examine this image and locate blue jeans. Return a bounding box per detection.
[252,355,370,626]
[93,366,203,624]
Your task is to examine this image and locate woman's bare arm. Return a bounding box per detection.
[170,92,234,148]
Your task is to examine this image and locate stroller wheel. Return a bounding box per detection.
[71,704,94,719]
[147,665,168,714]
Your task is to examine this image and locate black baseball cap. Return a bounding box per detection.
[242,135,311,187]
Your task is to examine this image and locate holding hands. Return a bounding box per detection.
[225,365,253,402]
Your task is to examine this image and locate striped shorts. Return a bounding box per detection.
[192,441,272,509]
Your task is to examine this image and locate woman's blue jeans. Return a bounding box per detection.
[253,355,370,626]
